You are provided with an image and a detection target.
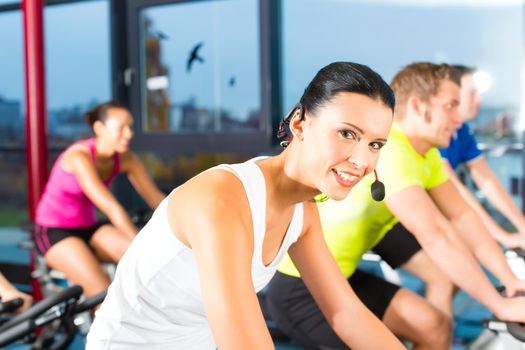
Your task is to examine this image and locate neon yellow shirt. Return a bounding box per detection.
[278,123,449,278]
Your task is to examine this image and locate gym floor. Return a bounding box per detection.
[0,228,483,349]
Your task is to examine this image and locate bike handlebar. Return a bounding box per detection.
[0,319,37,347]
[0,285,109,349]
[0,285,82,339]
[513,247,525,259]
[72,290,106,314]
[507,321,525,342]
[0,298,23,314]
[505,289,525,342]
[489,269,525,343]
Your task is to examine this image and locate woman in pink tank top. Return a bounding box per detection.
[34,101,165,298]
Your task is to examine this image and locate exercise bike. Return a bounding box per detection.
[0,285,105,350]
[469,247,525,350]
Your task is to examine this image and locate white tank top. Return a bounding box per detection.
[86,158,304,349]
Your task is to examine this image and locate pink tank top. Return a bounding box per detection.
[35,139,121,229]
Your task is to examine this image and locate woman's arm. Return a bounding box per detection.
[66,150,136,238]
[120,152,165,209]
[170,170,274,349]
[289,202,404,350]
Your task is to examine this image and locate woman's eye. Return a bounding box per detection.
[339,130,356,140]
[370,142,384,151]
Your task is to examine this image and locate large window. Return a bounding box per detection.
[0,1,111,150]
[134,0,261,133]
[45,0,111,147]
[127,0,270,156]
[0,10,26,227]
[0,10,24,148]
[0,1,111,227]
[281,0,524,206]
[138,0,261,134]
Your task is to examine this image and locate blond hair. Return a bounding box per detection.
[390,63,461,120]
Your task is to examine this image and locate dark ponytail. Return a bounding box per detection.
[84,101,128,127]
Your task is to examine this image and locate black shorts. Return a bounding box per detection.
[265,270,401,350]
[372,222,422,268]
[33,223,105,256]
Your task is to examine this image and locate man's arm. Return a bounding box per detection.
[429,180,521,292]
[386,184,506,315]
[442,159,518,247]
[469,157,525,233]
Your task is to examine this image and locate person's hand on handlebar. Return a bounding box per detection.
[502,232,525,250]
[0,272,32,314]
[0,289,32,315]
[502,277,525,298]
[493,293,525,323]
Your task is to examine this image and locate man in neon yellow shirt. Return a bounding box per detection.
[266,63,525,350]
[371,64,525,320]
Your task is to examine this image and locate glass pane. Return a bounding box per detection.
[44,0,110,148]
[0,1,19,6]
[139,0,261,133]
[282,0,523,143]
[0,10,24,148]
[0,10,26,227]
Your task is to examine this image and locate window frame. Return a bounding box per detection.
[124,0,277,156]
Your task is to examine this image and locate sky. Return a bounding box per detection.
[0,0,523,117]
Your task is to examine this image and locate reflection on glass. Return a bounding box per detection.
[139,0,261,133]
[0,11,24,148]
[0,1,19,6]
[45,0,110,147]
[0,10,26,227]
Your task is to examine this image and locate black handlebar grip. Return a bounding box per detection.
[513,247,525,259]
[507,322,525,342]
[73,290,107,314]
[0,298,23,314]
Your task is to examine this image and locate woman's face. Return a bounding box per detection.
[96,107,134,153]
[295,92,393,201]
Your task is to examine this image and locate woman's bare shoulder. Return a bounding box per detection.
[167,168,252,245]
[298,200,321,238]
[60,143,91,172]
[183,168,245,199]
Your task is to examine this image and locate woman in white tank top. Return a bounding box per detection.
[87,62,403,349]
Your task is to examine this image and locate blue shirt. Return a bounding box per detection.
[439,123,482,169]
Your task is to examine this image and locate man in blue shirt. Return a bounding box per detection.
[440,122,482,169]
[439,65,525,248]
